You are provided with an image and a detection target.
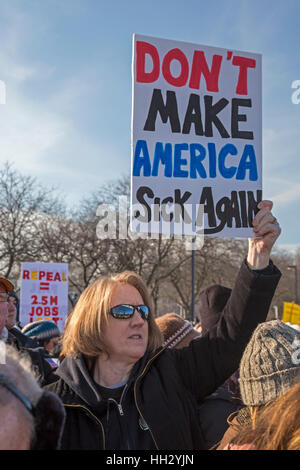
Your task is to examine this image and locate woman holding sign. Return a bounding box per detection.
[45,200,281,450]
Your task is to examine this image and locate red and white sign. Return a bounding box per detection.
[19,262,69,332]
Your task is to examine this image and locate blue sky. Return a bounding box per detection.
[0,0,299,250]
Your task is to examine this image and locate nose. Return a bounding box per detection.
[130,308,145,326]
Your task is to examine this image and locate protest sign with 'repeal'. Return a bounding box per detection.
[131,34,262,237]
[19,262,69,332]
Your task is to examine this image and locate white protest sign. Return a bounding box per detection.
[20,262,69,332]
[131,34,262,237]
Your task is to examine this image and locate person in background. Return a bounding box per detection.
[156,313,201,349]
[217,320,300,449]
[0,344,65,450]
[8,291,20,323]
[225,380,300,450]
[156,308,242,450]
[5,296,39,349]
[0,276,58,385]
[6,298,17,331]
[22,320,61,355]
[45,200,282,450]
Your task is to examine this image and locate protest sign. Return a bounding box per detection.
[131,34,262,237]
[19,262,69,332]
[282,302,300,326]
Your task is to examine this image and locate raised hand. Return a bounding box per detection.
[247,200,281,269]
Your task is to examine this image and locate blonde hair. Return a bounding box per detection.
[233,379,300,450]
[61,271,163,359]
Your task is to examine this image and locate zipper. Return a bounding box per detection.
[107,383,128,416]
[133,348,165,450]
[64,403,106,450]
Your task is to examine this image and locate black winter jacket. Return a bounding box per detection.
[45,259,281,450]
[7,330,58,386]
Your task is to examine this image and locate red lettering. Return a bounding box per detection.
[232,56,256,95]
[162,48,189,87]
[53,272,61,282]
[39,271,45,280]
[52,317,59,325]
[136,41,160,83]
[50,296,58,305]
[46,272,53,281]
[52,307,58,316]
[29,306,35,316]
[44,307,51,316]
[23,270,30,280]
[189,52,222,92]
[36,307,43,316]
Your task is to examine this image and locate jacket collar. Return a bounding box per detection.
[56,349,157,408]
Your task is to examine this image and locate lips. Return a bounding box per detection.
[128,334,143,340]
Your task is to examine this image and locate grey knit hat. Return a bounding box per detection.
[239,320,300,406]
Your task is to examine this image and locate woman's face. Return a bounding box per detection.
[103,283,149,365]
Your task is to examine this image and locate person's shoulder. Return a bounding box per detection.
[44,375,69,396]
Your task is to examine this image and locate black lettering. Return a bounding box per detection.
[182,93,204,135]
[238,191,248,227]
[231,98,253,139]
[144,89,181,133]
[247,190,262,227]
[228,191,242,228]
[204,196,229,234]
[199,187,217,227]
[174,189,192,223]
[136,186,154,222]
[204,95,230,138]
[161,197,174,222]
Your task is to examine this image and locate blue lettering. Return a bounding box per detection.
[208,143,217,178]
[236,145,258,181]
[152,142,172,177]
[218,144,238,179]
[133,140,151,177]
[174,143,189,178]
[190,144,206,178]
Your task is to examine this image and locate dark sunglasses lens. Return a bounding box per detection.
[138,305,149,319]
[110,305,134,318]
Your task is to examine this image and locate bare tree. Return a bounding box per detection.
[0,162,62,283]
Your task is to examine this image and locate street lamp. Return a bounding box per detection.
[287,265,299,305]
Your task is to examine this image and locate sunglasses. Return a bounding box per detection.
[109,304,149,320]
[0,374,65,450]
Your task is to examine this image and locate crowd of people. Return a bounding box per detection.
[1,199,300,451]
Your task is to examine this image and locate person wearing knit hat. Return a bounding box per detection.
[155,313,201,349]
[22,320,61,354]
[156,311,243,450]
[217,320,300,449]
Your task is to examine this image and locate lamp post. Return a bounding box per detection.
[191,248,195,323]
[287,265,299,305]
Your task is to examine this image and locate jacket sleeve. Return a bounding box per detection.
[171,258,281,402]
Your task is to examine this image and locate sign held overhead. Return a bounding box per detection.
[131,34,262,238]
